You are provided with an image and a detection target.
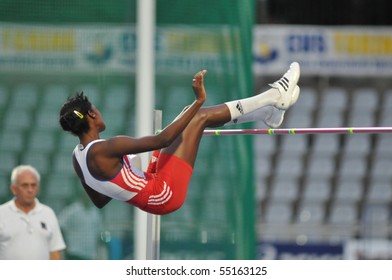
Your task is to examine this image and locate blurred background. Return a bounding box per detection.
[0,0,391,259]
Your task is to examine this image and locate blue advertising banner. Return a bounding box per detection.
[257,242,343,260]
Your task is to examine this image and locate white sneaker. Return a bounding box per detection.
[264,85,300,128]
[269,62,300,110]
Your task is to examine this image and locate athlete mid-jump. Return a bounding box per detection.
[59,62,300,215]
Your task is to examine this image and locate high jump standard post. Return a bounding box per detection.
[146,110,162,260]
[135,0,156,260]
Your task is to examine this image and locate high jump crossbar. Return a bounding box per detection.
[203,127,392,136]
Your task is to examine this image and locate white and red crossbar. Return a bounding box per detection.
[203,127,392,135]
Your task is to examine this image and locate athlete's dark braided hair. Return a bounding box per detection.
[59,92,92,136]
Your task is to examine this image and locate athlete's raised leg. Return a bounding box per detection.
[160,62,301,167]
[224,62,300,128]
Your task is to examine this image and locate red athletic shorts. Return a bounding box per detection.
[128,153,193,215]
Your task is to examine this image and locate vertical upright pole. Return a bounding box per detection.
[146,110,162,260]
[135,0,156,260]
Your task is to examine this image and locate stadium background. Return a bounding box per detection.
[0,0,391,259]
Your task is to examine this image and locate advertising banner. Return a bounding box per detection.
[257,242,343,260]
[0,24,235,74]
[344,239,392,259]
[254,25,392,76]
[3,24,391,77]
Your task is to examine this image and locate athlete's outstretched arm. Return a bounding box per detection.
[103,70,207,158]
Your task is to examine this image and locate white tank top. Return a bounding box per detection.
[73,139,147,202]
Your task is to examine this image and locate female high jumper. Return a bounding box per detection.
[59,62,300,215]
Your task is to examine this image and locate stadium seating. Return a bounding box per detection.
[257,83,392,242]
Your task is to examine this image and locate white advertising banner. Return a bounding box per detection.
[253,25,392,76]
[344,239,392,260]
[0,23,235,74]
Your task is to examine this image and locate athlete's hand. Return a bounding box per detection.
[192,70,207,103]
